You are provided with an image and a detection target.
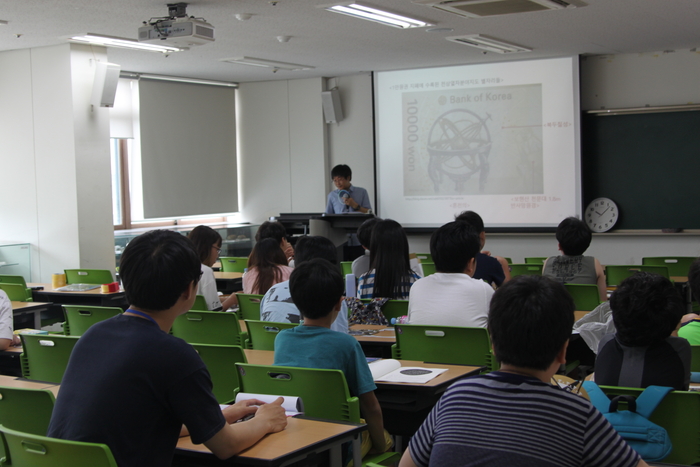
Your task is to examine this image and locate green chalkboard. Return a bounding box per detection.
[582,110,700,230]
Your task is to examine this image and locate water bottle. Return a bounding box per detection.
[391,315,409,325]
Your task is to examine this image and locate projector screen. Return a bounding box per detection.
[375,56,581,229]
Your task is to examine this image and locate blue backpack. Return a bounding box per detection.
[583,381,672,462]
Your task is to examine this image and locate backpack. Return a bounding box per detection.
[582,381,672,462]
[345,297,389,325]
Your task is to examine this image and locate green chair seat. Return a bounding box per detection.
[219,257,248,273]
[64,269,114,285]
[62,305,123,336]
[244,320,299,350]
[171,310,246,347]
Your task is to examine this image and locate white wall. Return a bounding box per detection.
[0,44,113,282]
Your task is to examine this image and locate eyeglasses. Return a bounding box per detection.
[213,245,222,254]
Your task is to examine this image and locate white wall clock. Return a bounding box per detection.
[585,197,618,233]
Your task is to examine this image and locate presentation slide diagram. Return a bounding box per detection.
[403,84,543,196]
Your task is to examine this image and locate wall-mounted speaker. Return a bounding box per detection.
[321,88,344,123]
[91,61,121,108]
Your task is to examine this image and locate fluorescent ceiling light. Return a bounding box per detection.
[120,71,238,87]
[69,33,183,53]
[446,34,531,53]
[220,57,314,71]
[323,3,433,28]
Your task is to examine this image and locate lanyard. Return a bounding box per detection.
[125,308,158,326]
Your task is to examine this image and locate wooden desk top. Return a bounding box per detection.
[213,271,244,280]
[177,416,364,462]
[11,301,52,311]
[244,349,274,365]
[351,324,396,343]
[28,283,124,296]
[0,375,59,396]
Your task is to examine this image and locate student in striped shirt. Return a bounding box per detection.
[400,275,647,467]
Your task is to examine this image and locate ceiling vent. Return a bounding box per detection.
[412,0,584,18]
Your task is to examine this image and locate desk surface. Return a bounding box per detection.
[213,271,244,280]
[0,375,60,397]
[11,301,51,311]
[28,283,124,296]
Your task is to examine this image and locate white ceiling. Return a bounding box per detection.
[0,0,698,83]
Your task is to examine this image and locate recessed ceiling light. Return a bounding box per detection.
[69,33,184,53]
[220,56,314,71]
[426,27,453,33]
[322,3,433,29]
[446,34,531,54]
[0,20,8,26]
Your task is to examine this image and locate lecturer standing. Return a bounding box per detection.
[325,164,372,214]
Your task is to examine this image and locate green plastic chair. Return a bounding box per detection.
[236,293,264,320]
[415,253,433,263]
[341,262,354,276]
[380,300,409,322]
[392,324,498,372]
[564,284,601,311]
[605,265,670,286]
[171,310,247,347]
[0,283,32,302]
[62,305,123,336]
[0,424,118,467]
[64,269,114,285]
[421,262,436,277]
[19,334,80,384]
[219,256,248,273]
[524,257,547,264]
[509,263,543,277]
[244,320,298,350]
[191,343,247,404]
[691,345,700,372]
[596,386,700,465]
[191,295,209,311]
[0,386,55,436]
[642,257,696,277]
[503,257,513,264]
[0,276,31,301]
[235,363,400,466]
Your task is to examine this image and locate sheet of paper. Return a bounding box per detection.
[369,359,448,384]
[235,392,303,416]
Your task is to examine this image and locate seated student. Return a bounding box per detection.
[454,210,510,287]
[542,216,607,302]
[0,290,20,351]
[399,275,646,467]
[274,259,392,459]
[407,221,494,327]
[256,220,295,265]
[596,272,690,391]
[260,236,348,333]
[188,225,239,311]
[352,217,381,279]
[677,257,700,344]
[47,230,286,467]
[242,238,294,295]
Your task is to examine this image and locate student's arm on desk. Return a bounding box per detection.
[359,391,389,455]
[188,397,287,460]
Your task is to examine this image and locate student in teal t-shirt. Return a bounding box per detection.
[274,258,392,459]
[678,257,700,344]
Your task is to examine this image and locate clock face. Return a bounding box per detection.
[585,198,618,233]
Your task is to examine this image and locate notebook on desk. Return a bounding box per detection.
[56,284,100,292]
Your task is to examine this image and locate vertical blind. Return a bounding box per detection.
[139,79,237,219]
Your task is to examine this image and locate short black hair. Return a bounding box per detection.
[188,225,222,263]
[255,221,287,244]
[688,258,700,303]
[289,258,344,319]
[331,164,352,180]
[431,221,480,273]
[488,275,574,371]
[556,217,592,256]
[120,230,201,311]
[455,211,485,233]
[294,236,338,265]
[357,217,381,249]
[611,272,684,347]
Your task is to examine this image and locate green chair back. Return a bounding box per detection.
[415,253,433,263]
[691,345,700,372]
[191,343,247,404]
[0,386,55,436]
[597,386,700,465]
[0,276,31,301]
[64,269,113,285]
[421,262,436,277]
[191,295,209,311]
[564,284,601,312]
[19,334,80,384]
[244,320,299,350]
[0,283,32,302]
[605,265,670,286]
[236,293,264,320]
[524,257,547,264]
[392,324,498,372]
[509,263,543,277]
[0,424,118,467]
[503,257,513,264]
[380,300,409,322]
[642,256,696,277]
[236,363,361,423]
[62,305,123,336]
[340,261,353,276]
[171,310,246,347]
[219,257,248,273]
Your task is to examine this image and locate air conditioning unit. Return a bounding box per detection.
[412,0,584,18]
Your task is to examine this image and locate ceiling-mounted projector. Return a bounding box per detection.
[138,2,214,47]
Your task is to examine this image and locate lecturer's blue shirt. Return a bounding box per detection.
[325,185,371,214]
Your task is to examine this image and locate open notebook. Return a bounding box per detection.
[369,359,447,384]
